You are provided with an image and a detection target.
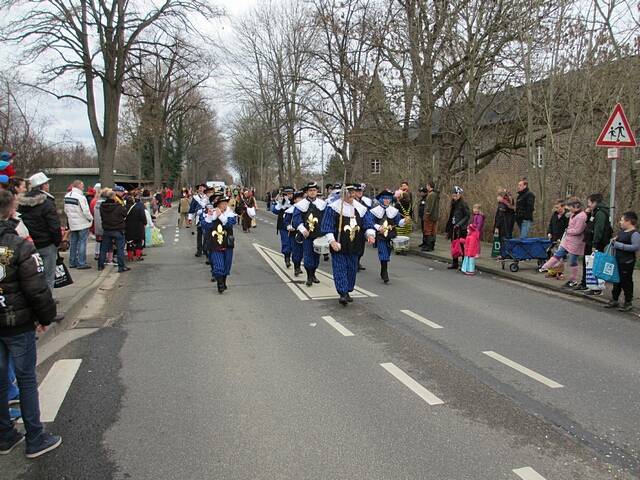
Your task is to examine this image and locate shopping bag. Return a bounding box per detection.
[54,256,74,288]
[151,227,164,247]
[450,238,463,258]
[593,245,619,283]
[585,253,605,290]
[145,226,153,246]
[247,206,256,218]
[491,235,501,258]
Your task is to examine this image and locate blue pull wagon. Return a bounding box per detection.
[501,237,553,272]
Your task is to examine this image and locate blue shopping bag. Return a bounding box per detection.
[593,245,619,283]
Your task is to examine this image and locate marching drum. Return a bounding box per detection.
[391,235,410,253]
[313,237,330,255]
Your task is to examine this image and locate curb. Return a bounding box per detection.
[407,247,616,308]
[37,269,117,348]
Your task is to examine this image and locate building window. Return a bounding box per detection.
[370,158,380,175]
[566,183,575,197]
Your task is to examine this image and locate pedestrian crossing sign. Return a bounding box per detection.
[596,103,637,147]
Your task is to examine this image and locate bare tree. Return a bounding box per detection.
[0,0,223,186]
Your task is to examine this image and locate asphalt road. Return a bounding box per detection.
[7,208,640,479]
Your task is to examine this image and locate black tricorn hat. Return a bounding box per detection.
[213,195,230,207]
[303,181,319,191]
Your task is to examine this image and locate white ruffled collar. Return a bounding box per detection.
[329,199,367,218]
[370,205,399,219]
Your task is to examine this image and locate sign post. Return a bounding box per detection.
[595,104,637,224]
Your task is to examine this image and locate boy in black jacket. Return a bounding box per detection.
[0,190,62,458]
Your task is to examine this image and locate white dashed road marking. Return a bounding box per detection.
[513,467,547,479]
[322,316,354,337]
[483,351,564,389]
[400,309,443,329]
[380,363,444,406]
[26,359,82,423]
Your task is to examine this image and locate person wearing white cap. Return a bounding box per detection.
[17,172,62,293]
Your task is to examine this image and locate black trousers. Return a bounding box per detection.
[613,261,634,303]
[196,226,203,254]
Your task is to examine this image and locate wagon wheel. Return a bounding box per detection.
[509,262,520,273]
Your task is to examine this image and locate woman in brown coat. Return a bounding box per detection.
[236,189,257,233]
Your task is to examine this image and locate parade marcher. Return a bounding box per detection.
[320,183,376,306]
[292,182,326,286]
[188,184,210,257]
[272,186,294,268]
[287,191,305,277]
[178,190,191,228]
[446,186,470,270]
[421,181,440,252]
[354,183,372,271]
[370,189,407,284]
[201,197,237,294]
[236,189,257,233]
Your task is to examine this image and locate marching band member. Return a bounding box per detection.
[354,182,372,271]
[320,183,376,306]
[370,189,407,283]
[201,196,236,294]
[188,184,210,257]
[292,182,326,287]
[287,191,305,276]
[272,186,294,268]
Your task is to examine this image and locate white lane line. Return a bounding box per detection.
[483,351,564,389]
[322,316,354,337]
[513,467,547,479]
[30,359,82,423]
[380,363,444,406]
[252,243,307,301]
[400,309,443,329]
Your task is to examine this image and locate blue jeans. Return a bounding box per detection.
[519,220,533,239]
[7,356,18,401]
[37,244,58,292]
[554,246,579,267]
[69,228,89,267]
[0,331,44,447]
[99,230,126,271]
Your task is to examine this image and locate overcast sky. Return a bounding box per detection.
[2,0,258,147]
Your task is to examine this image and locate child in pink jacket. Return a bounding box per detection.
[539,198,587,288]
[462,204,485,275]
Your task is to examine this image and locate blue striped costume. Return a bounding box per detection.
[200,209,236,278]
[285,205,303,265]
[272,199,292,255]
[320,199,375,296]
[292,197,327,272]
[370,204,405,262]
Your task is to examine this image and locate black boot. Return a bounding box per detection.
[447,259,459,270]
[284,253,291,268]
[215,277,224,294]
[339,294,348,306]
[294,263,302,276]
[311,270,320,284]
[305,269,313,287]
[223,276,228,291]
[380,261,389,283]
[346,293,353,303]
[419,236,427,248]
[426,236,436,252]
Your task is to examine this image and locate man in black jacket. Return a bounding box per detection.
[0,190,62,458]
[18,172,62,292]
[515,178,535,238]
[98,188,130,272]
[446,186,470,269]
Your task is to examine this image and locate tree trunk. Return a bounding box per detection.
[153,134,162,188]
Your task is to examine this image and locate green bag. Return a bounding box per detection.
[491,235,501,257]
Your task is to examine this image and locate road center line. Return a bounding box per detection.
[32,359,82,423]
[483,351,564,389]
[513,467,547,479]
[400,309,443,329]
[322,316,354,337]
[380,363,444,406]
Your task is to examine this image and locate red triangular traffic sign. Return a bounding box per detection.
[596,104,637,147]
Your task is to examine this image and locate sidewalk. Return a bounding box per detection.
[38,238,115,346]
[405,231,640,304]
